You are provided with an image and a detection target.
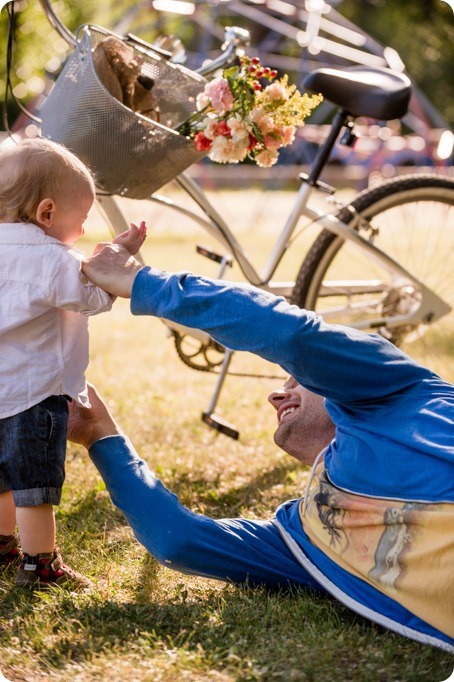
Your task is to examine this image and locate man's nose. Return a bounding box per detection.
[267,387,288,410]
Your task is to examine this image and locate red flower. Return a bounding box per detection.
[248,133,258,150]
[194,132,213,151]
[216,120,231,137]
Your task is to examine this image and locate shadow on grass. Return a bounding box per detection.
[167,458,303,516]
[59,457,304,543]
[5,468,450,680]
[1,570,452,682]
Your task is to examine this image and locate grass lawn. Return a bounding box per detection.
[1,189,453,681]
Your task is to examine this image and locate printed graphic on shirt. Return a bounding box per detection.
[300,465,454,637]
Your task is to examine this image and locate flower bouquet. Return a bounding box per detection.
[177,56,323,168]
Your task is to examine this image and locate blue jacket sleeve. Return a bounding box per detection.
[130,267,432,408]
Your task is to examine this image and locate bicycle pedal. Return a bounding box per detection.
[196,245,233,267]
[202,412,239,440]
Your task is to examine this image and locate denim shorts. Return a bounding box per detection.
[0,395,69,506]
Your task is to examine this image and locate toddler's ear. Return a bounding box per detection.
[35,198,56,228]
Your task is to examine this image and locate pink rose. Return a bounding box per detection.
[205,78,234,113]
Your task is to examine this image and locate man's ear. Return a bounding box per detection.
[35,198,56,229]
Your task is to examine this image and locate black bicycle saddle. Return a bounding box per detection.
[302,65,412,120]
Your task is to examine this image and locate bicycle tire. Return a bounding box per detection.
[291,173,454,379]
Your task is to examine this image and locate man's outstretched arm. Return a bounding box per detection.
[82,246,432,407]
[67,385,324,590]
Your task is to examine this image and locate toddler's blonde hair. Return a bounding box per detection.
[0,137,95,223]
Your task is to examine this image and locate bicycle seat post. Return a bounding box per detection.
[305,109,350,187]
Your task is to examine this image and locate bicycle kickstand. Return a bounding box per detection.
[202,347,239,440]
[197,244,239,439]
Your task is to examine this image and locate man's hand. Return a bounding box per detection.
[82,243,144,297]
[68,384,122,450]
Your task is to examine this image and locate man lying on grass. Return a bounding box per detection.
[68,242,453,654]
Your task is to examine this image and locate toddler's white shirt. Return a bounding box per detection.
[0,223,113,418]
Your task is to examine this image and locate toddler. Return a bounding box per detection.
[0,137,147,589]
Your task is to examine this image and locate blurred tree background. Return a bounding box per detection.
[0,0,452,131]
[340,0,453,126]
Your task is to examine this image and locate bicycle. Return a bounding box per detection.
[4,1,453,438]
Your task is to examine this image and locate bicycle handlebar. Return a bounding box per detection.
[196,27,251,76]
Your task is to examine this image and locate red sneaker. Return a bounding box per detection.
[16,548,92,590]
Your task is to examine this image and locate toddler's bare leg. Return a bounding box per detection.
[0,491,16,535]
[16,504,55,554]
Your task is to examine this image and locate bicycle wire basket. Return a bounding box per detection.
[40,25,207,199]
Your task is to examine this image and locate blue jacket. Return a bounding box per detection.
[129,267,454,651]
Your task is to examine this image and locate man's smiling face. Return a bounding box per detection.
[268,376,335,465]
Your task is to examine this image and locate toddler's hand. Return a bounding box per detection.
[112,220,147,255]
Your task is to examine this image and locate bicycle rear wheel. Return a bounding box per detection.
[291,174,454,381]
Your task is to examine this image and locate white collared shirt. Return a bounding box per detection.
[0,223,113,417]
